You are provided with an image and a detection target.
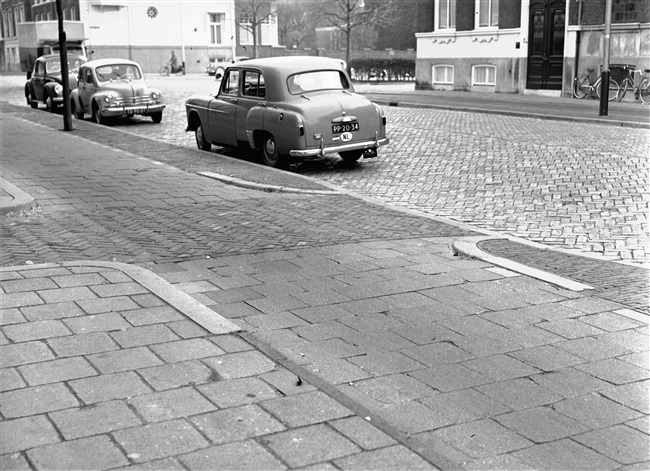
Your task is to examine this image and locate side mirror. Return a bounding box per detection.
[26,71,32,80]
[215,73,222,80]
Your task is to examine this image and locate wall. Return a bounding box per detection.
[415,29,527,93]
[79,0,237,73]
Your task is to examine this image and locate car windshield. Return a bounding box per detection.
[95,64,142,82]
[46,58,85,74]
[287,70,349,95]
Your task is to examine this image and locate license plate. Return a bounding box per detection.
[332,122,359,134]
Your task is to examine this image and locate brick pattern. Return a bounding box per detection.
[479,238,649,314]
[0,264,430,469]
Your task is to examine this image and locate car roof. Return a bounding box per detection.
[231,56,347,74]
[82,58,141,68]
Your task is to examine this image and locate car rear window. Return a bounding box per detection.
[96,64,142,82]
[46,58,85,74]
[287,70,350,95]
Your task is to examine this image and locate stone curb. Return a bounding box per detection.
[0,177,35,215]
[370,98,650,130]
[198,171,342,195]
[452,235,595,292]
[0,260,241,335]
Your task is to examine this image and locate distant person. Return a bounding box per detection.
[169,51,179,73]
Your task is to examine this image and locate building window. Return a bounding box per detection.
[477,0,498,27]
[435,0,456,30]
[239,15,253,45]
[613,0,638,22]
[2,11,10,38]
[472,65,496,85]
[432,65,454,84]
[209,12,225,44]
[70,6,77,20]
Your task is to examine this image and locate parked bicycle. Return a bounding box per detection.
[159,62,185,76]
[615,65,650,104]
[573,67,619,101]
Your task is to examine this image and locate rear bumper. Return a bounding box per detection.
[101,103,166,117]
[289,137,390,158]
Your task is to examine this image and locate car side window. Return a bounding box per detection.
[221,70,240,95]
[36,61,45,76]
[242,71,266,98]
[84,69,94,85]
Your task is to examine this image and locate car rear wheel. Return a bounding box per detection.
[72,99,84,119]
[92,103,104,125]
[27,90,38,109]
[151,112,163,124]
[339,149,363,164]
[195,121,211,151]
[261,133,287,169]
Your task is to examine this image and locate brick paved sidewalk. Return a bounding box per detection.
[1,102,649,470]
[1,262,438,470]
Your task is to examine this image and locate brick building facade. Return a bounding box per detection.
[415,0,649,96]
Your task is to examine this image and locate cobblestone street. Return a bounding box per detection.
[2,74,648,264]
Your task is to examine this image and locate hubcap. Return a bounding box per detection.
[265,138,276,156]
[196,126,203,146]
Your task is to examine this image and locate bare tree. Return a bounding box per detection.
[319,0,398,68]
[276,0,319,50]
[236,0,277,58]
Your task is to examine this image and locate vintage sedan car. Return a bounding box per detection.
[185,56,389,168]
[70,58,165,124]
[25,54,87,112]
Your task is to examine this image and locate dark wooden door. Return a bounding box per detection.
[527,0,565,89]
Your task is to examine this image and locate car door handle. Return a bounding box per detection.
[229,98,238,103]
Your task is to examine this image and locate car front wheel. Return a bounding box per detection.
[45,95,56,113]
[195,121,211,151]
[151,111,163,124]
[92,103,104,125]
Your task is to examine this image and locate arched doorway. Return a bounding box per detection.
[526,0,565,90]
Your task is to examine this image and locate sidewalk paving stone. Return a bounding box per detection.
[573,425,650,465]
[260,423,361,468]
[27,435,130,470]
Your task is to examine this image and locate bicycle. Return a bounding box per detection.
[615,65,650,104]
[159,62,185,76]
[573,67,619,101]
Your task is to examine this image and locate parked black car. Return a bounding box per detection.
[25,54,86,112]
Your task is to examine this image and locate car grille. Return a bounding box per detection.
[113,96,153,106]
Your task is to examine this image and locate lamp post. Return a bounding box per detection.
[599,0,612,116]
[55,0,72,131]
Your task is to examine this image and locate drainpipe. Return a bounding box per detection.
[599,0,612,116]
[573,0,583,84]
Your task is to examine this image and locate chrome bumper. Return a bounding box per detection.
[289,136,390,158]
[101,103,166,117]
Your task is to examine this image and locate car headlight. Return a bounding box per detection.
[54,84,63,95]
[103,95,114,104]
[151,91,161,102]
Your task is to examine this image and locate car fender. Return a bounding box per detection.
[90,91,117,112]
[43,81,59,99]
[252,107,305,155]
[70,89,83,113]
